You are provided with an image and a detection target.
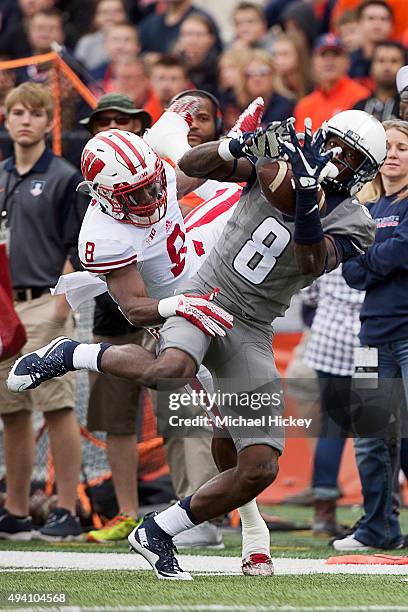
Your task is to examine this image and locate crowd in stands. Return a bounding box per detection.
[0,0,407,154]
[0,0,407,548]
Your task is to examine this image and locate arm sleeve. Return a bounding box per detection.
[331,234,362,262]
[321,197,376,253]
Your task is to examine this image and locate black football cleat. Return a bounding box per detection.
[128,516,192,580]
[7,337,78,393]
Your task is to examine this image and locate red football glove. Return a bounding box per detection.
[228,97,265,137]
[158,288,233,337]
[165,96,201,128]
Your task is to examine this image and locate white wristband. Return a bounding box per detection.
[217,138,235,162]
[157,294,180,319]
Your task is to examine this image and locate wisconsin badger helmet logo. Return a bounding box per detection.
[78,129,167,227]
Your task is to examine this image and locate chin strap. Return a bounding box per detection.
[76,180,92,194]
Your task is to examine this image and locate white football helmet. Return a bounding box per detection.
[79,129,167,227]
[318,110,387,195]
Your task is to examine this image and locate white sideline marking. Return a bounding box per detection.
[1,551,408,575]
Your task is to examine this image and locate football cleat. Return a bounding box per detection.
[87,513,142,543]
[128,517,192,580]
[242,553,274,576]
[7,337,77,393]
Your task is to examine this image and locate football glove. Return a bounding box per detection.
[228,97,264,137]
[218,117,295,161]
[158,289,233,337]
[143,96,200,162]
[280,118,342,190]
[245,117,295,158]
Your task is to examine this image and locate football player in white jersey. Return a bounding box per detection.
[9,98,276,576]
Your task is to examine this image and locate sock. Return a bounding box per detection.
[71,342,111,372]
[294,188,324,245]
[154,496,200,537]
[239,499,270,559]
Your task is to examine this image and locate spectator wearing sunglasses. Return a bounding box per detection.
[79,92,152,136]
[240,48,294,125]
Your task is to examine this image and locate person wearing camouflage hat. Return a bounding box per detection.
[80,92,152,136]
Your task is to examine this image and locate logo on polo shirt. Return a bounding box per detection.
[30,180,45,197]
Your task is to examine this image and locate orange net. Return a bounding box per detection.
[0,52,98,155]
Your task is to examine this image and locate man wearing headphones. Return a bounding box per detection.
[170,89,225,216]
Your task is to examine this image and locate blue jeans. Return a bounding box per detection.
[312,371,350,500]
[353,339,408,548]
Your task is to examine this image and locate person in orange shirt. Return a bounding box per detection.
[294,34,370,130]
[332,0,408,42]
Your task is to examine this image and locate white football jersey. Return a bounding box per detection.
[185,182,242,268]
[79,161,195,299]
[78,161,241,298]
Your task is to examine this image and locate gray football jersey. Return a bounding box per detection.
[196,174,376,324]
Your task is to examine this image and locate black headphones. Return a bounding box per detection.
[169,89,224,138]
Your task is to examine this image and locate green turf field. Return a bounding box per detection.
[1,572,407,610]
[0,505,407,611]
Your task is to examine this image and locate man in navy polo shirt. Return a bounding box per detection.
[0,82,86,541]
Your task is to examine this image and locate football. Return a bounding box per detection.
[258,160,326,216]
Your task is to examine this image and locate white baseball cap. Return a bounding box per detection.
[396,65,408,94]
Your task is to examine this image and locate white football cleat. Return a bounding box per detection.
[242,553,274,576]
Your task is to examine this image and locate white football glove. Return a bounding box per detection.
[218,117,295,161]
[158,288,233,337]
[143,96,200,163]
[246,117,295,158]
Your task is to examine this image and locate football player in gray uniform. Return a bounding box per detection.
[8,110,387,580]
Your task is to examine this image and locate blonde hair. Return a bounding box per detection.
[217,47,252,105]
[5,82,54,121]
[358,119,408,205]
[241,48,291,106]
[272,31,312,100]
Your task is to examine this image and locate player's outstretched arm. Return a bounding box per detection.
[179,141,254,182]
[280,118,342,275]
[107,265,233,337]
